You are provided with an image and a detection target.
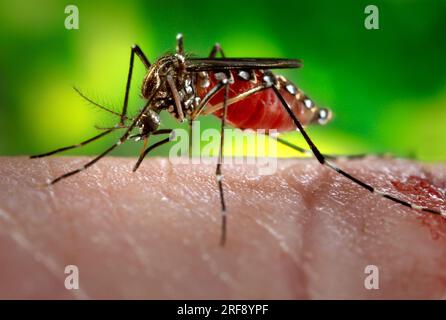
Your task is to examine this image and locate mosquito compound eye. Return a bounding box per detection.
[317,108,332,125]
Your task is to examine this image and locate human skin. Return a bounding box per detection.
[0,156,445,299]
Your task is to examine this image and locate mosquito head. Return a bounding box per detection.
[138,109,161,136]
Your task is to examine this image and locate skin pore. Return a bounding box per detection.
[0,156,445,299]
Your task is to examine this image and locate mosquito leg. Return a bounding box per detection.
[95,125,128,131]
[216,80,230,246]
[46,81,164,185]
[271,85,446,218]
[30,128,121,159]
[208,43,225,58]
[48,125,138,184]
[121,45,151,125]
[152,129,174,135]
[165,73,232,243]
[48,141,120,184]
[174,32,191,156]
[201,84,270,116]
[176,33,184,56]
[190,81,226,119]
[132,130,173,172]
[166,74,185,122]
[270,135,397,161]
[188,118,193,159]
[128,129,172,141]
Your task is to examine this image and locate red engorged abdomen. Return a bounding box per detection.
[196,70,314,132]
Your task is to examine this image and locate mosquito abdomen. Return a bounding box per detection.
[197,70,331,132]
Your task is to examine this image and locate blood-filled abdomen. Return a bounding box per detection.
[195,70,320,132]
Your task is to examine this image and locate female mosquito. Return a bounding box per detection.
[31,34,445,245]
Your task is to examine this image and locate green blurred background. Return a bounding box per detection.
[0,0,445,159]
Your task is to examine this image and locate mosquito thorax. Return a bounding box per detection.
[141,54,199,122]
[141,55,179,99]
[165,74,199,121]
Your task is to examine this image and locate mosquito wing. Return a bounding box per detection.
[186,58,302,72]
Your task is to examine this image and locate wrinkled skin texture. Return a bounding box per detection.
[0,156,446,299]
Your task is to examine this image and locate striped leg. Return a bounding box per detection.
[166,74,185,122]
[190,80,226,119]
[188,119,193,159]
[209,43,225,58]
[132,129,173,172]
[48,141,121,184]
[30,127,124,159]
[271,135,397,161]
[176,33,184,56]
[121,45,150,125]
[187,71,232,243]
[216,79,230,245]
[271,85,446,218]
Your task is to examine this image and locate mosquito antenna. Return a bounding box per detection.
[95,124,129,131]
[73,87,133,120]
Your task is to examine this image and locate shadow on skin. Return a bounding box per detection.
[0,156,445,299]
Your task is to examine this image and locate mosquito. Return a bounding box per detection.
[31,33,446,245]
